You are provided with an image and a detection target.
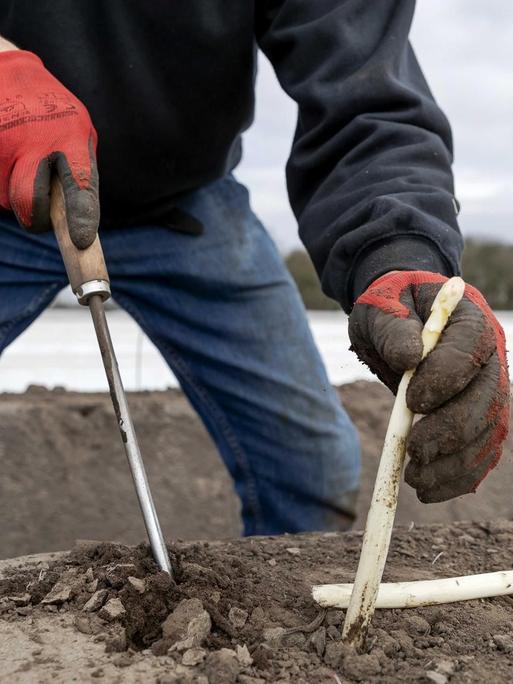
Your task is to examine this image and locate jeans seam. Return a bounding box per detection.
[113,292,265,533]
[0,282,64,347]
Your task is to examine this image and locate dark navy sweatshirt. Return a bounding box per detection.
[0,0,463,311]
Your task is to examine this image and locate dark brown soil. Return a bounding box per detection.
[1,522,513,682]
[1,382,513,559]
[1,381,513,682]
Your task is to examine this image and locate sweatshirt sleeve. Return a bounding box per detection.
[255,0,464,312]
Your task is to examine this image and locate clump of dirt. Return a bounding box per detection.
[2,521,513,682]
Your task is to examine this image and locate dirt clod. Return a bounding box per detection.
[83,589,108,612]
[205,648,241,684]
[98,597,126,622]
[344,653,382,681]
[74,614,103,635]
[324,640,351,668]
[309,626,326,656]
[493,634,513,652]
[235,644,253,667]
[41,582,72,605]
[128,576,146,593]
[262,626,286,647]
[228,605,248,629]
[162,598,211,652]
[182,647,207,666]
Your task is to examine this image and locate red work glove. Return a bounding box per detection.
[349,271,510,503]
[0,50,98,248]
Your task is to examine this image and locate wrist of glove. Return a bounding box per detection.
[349,270,510,503]
[0,50,98,248]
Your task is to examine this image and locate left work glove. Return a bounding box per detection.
[0,50,99,248]
[349,270,510,503]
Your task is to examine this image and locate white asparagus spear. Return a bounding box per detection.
[313,570,513,609]
[341,276,466,649]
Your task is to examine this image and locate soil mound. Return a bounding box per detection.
[1,382,513,559]
[1,521,513,682]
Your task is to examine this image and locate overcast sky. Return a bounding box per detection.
[238,0,513,253]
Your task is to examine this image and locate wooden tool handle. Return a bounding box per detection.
[50,177,109,294]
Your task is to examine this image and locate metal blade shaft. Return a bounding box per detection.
[88,294,172,575]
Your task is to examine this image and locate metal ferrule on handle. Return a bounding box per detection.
[75,279,111,305]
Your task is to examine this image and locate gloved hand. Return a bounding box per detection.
[0,50,98,248]
[349,270,510,503]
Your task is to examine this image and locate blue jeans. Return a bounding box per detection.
[0,175,360,535]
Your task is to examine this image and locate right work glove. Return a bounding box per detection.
[349,270,510,503]
[0,50,99,248]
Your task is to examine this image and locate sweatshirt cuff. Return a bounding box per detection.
[350,237,458,307]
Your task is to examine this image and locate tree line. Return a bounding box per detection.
[285,240,513,310]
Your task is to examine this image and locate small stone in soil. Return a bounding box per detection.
[235,644,253,667]
[105,563,136,588]
[127,576,145,593]
[82,589,108,613]
[86,579,99,593]
[182,647,207,666]
[163,598,204,641]
[404,614,431,636]
[98,598,126,622]
[163,598,211,651]
[41,582,72,605]
[262,627,286,647]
